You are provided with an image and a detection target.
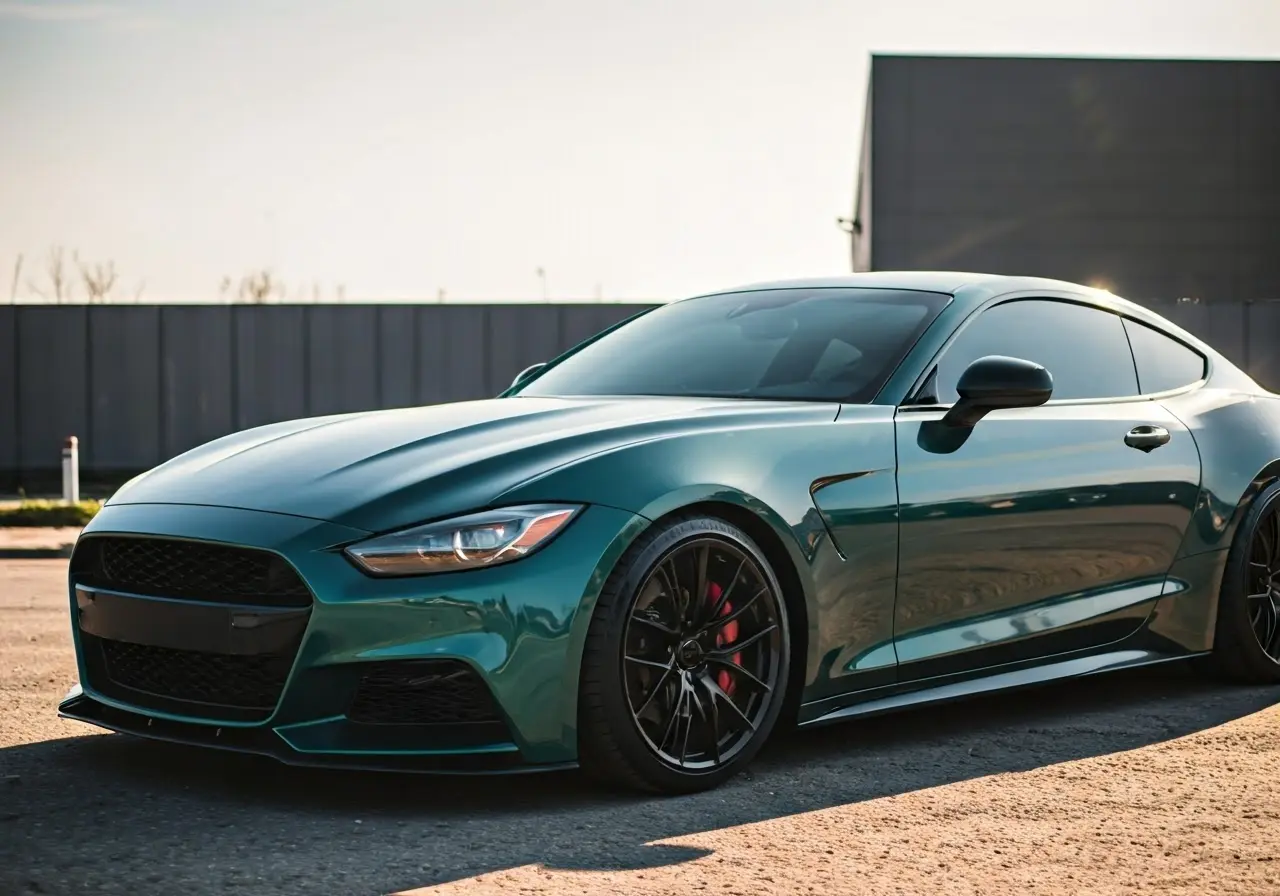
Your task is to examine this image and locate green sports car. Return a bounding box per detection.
[59,272,1280,793]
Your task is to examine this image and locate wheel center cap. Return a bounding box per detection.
[676,639,704,669]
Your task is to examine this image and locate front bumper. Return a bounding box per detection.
[58,501,648,770]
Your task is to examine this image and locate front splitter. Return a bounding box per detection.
[58,689,578,776]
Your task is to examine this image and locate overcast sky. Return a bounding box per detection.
[1,0,1275,302]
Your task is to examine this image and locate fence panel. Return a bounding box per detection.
[88,305,161,469]
[0,307,16,472]
[417,306,490,405]
[16,307,88,472]
[233,306,307,430]
[307,306,380,417]
[489,305,565,392]
[161,305,234,458]
[377,306,418,409]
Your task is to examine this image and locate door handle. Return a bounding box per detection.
[1124,424,1171,452]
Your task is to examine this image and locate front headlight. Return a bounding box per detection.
[344,504,582,576]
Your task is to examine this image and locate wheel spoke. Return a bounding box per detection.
[702,674,757,733]
[626,654,671,671]
[678,681,695,766]
[654,560,684,621]
[1247,591,1270,603]
[693,545,709,620]
[702,557,746,627]
[630,613,680,638]
[1270,513,1280,570]
[707,623,778,659]
[692,675,722,766]
[634,661,677,717]
[702,586,766,634]
[657,684,687,753]
[707,655,773,693]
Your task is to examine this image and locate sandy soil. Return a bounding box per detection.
[1,558,1278,896]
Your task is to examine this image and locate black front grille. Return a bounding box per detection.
[82,633,295,721]
[347,661,501,725]
[72,536,311,607]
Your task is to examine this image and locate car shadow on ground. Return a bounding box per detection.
[2,662,1277,895]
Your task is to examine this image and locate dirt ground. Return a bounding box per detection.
[2,557,1278,896]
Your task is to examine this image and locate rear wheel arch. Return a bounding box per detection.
[1206,476,1280,682]
[1224,461,1280,543]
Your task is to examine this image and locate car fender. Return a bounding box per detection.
[494,419,898,694]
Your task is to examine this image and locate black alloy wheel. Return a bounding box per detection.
[578,515,791,793]
[1245,505,1280,662]
[1207,480,1280,683]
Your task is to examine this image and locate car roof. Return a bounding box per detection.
[690,270,1259,392]
[693,271,1107,300]
[692,270,1165,325]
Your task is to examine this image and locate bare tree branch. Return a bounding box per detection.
[39,246,72,303]
[9,254,21,304]
[237,269,279,303]
[78,257,119,304]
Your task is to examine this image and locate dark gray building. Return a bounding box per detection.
[851,54,1280,302]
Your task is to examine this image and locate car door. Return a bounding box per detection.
[892,297,1202,681]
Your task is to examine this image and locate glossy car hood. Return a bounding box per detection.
[109,396,837,532]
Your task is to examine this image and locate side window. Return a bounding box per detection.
[1122,318,1207,394]
[934,299,1139,403]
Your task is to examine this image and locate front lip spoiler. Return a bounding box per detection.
[58,691,577,777]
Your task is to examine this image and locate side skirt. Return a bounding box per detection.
[798,648,1202,728]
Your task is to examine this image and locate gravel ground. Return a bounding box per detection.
[2,557,1278,896]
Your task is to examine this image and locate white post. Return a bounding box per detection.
[61,436,79,504]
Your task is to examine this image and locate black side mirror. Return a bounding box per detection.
[510,362,547,389]
[942,355,1053,428]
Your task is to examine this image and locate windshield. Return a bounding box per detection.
[513,287,950,403]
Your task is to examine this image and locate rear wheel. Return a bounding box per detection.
[1207,481,1280,683]
[578,515,790,793]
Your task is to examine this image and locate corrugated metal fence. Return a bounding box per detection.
[0,303,651,488]
[2,299,1279,489]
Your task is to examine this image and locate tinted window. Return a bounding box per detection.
[1123,318,1206,393]
[933,299,1139,402]
[516,288,950,403]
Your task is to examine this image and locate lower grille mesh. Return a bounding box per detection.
[87,635,294,718]
[347,661,501,725]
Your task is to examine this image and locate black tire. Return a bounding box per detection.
[577,515,791,794]
[1206,480,1280,683]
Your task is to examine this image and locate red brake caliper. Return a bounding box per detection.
[706,581,742,694]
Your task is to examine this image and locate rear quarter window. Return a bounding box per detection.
[1122,318,1207,394]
